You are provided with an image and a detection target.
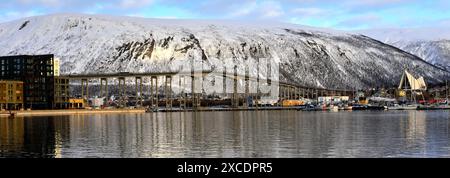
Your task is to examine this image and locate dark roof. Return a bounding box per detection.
[0,54,54,59]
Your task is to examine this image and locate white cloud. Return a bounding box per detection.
[436,18,450,27]
[127,13,177,19]
[17,0,62,7]
[0,10,43,22]
[227,0,284,19]
[336,14,382,29]
[292,7,326,16]
[260,1,284,18]
[345,0,407,7]
[228,1,258,18]
[119,0,153,9]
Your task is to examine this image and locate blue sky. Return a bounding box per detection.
[1,0,450,30]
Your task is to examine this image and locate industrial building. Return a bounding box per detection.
[0,54,64,109]
[69,98,85,109]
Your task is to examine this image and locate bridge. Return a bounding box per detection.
[61,70,356,110]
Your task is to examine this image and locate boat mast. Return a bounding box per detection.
[412,73,416,104]
[404,68,407,103]
[445,73,448,105]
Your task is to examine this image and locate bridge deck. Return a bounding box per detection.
[61,71,355,93]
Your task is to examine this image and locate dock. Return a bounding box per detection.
[154,106,305,112]
[0,106,311,117]
[0,109,146,117]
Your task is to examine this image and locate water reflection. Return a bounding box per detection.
[1,111,450,158]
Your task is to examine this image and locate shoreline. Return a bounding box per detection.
[0,107,303,117]
[1,106,449,117]
[0,109,146,117]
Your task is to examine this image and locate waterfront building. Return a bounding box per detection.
[54,77,69,109]
[318,96,350,104]
[69,98,85,109]
[282,100,304,107]
[0,80,24,110]
[0,54,56,109]
[90,97,105,108]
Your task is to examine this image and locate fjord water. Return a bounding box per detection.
[1,110,450,158]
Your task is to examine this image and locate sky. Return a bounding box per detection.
[1,0,450,30]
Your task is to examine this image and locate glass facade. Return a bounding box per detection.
[0,54,55,109]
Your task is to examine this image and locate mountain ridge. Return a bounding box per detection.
[0,13,447,90]
[359,27,450,71]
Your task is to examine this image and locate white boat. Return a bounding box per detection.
[330,105,339,112]
[388,104,418,110]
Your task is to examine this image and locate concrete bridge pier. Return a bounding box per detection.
[165,76,173,110]
[278,85,282,100]
[313,89,319,100]
[305,88,310,99]
[291,86,295,100]
[191,74,201,110]
[243,74,250,108]
[135,77,143,107]
[302,88,305,99]
[304,88,308,99]
[100,78,108,99]
[231,68,239,108]
[81,79,89,100]
[118,77,126,107]
[179,76,187,110]
[150,76,158,110]
[222,67,227,100]
[284,85,290,100]
[287,86,291,100]
[283,85,288,100]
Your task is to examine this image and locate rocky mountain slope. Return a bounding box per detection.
[360,28,450,71]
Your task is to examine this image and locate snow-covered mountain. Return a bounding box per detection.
[360,27,450,71]
[0,14,447,90]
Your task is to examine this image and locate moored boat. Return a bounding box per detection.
[330,105,339,112]
[417,105,450,110]
[388,104,418,110]
[351,104,367,110]
[366,105,386,110]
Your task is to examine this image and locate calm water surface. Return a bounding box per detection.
[1,110,450,158]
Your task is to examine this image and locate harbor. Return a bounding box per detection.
[1,54,448,159]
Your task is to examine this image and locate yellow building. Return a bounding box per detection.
[397,90,406,97]
[54,57,60,77]
[0,80,24,110]
[69,98,85,109]
[282,100,305,107]
[358,97,369,105]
